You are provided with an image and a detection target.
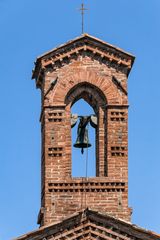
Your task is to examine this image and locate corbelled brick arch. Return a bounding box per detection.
[65,82,107,112]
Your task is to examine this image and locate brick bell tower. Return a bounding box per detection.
[32,34,135,227]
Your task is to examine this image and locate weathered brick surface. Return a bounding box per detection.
[33,35,135,227]
[15,209,160,240]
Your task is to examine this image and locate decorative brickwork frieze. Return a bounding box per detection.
[111,146,127,157]
[48,181,126,192]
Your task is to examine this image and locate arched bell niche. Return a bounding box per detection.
[71,99,96,177]
[65,82,108,177]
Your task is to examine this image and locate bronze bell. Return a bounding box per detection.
[73,116,92,154]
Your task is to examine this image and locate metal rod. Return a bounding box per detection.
[79,1,88,34]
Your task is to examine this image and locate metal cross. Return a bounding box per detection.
[79,3,88,34]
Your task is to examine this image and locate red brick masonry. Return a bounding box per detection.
[33,34,135,226]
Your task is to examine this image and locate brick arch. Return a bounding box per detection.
[51,69,121,105]
[65,82,107,112]
[64,81,107,177]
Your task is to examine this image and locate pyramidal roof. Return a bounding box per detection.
[32,34,135,87]
[14,209,160,240]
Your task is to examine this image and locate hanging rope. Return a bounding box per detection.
[84,123,89,209]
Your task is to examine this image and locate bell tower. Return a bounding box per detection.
[32,34,135,227]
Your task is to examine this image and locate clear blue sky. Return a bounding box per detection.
[0,0,160,239]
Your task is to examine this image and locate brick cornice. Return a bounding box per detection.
[14,209,160,240]
[32,34,135,88]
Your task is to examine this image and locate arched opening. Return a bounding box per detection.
[65,82,108,177]
[71,99,96,177]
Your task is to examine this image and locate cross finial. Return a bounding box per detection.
[79,2,88,34]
